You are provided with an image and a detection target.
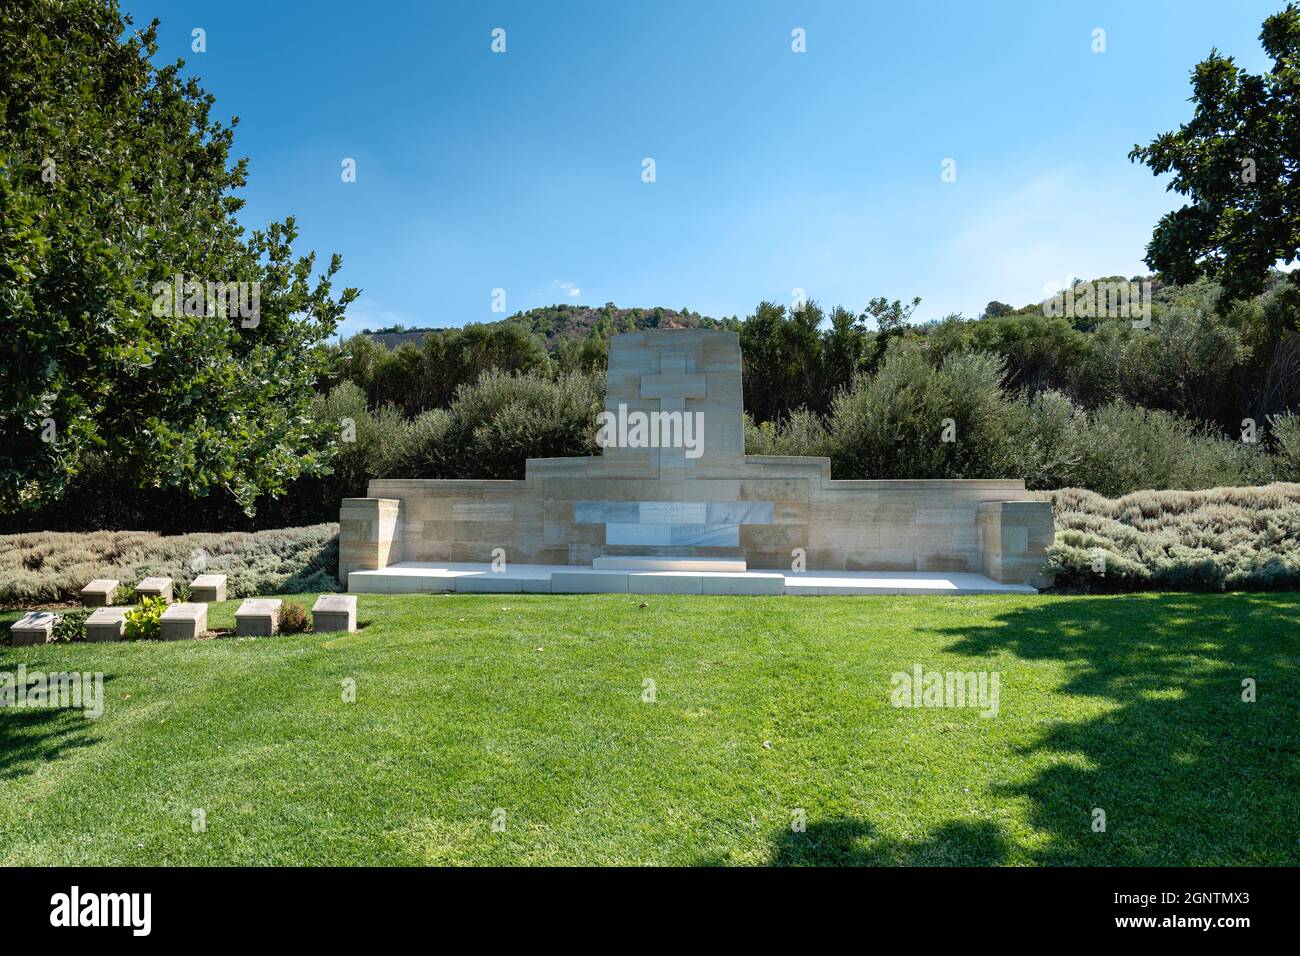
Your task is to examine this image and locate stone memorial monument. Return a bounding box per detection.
[340,329,1053,595]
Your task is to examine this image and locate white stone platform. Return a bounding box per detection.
[592,555,748,572]
[347,562,1037,596]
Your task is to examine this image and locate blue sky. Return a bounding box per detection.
[122,0,1282,336]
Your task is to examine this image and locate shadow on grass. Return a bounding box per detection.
[695,818,1008,866]
[725,594,1299,867]
[0,679,106,780]
[788,818,1007,866]
[0,642,116,779]
[929,593,1300,865]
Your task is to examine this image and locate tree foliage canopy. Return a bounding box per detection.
[1130,3,1300,307]
[0,0,357,514]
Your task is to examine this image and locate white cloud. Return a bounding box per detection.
[555,280,582,298]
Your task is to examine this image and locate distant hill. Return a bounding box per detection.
[360,327,445,349]
[359,277,1178,350]
[361,303,732,350]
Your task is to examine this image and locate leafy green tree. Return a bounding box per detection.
[1130,4,1300,309]
[0,0,356,514]
[969,313,1091,395]
[739,301,825,421]
[820,305,871,398]
[553,333,609,374]
[861,295,921,372]
[371,343,431,415]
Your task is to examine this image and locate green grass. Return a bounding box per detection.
[2,593,1297,865]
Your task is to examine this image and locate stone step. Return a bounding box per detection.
[593,555,747,572]
[347,562,1039,596]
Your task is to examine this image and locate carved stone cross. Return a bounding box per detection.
[638,352,707,476]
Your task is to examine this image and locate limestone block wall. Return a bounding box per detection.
[342,455,1056,585]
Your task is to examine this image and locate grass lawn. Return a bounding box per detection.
[1,592,1297,866]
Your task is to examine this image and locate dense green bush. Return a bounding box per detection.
[1271,412,1300,477]
[1062,401,1273,497]
[304,382,414,505]
[744,408,834,458]
[278,600,311,634]
[385,408,455,478]
[124,597,167,641]
[1041,484,1300,591]
[52,609,90,643]
[311,369,605,484]
[0,525,339,605]
[829,342,1023,480]
[437,370,605,478]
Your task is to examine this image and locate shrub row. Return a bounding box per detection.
[1040,483,1300,591]
[302,370,605,508]
[0,525,339,605]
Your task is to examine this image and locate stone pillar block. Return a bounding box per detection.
[235,598,283,637]
[339,498,402,583]
[978,500,1055,588]
[160,603,208,641]
[134,577,174,603]
[312,594,357,633]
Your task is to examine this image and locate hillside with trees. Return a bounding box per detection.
[331,270,1299,436]
[363,303,729,350]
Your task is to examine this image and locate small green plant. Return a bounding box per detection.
[278,600,310,634]
[124,595,168,640]
[53,608,90,643]
[175,581,192,602]
[113,583,134,606]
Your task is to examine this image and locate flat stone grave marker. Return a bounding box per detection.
[312,594,357,633]
[85,607,129,642]
[134,576,173,603]
[10,611,56,646]
[189,573,227,603]
[235,598,282,637]
[160,603,208,641]
[80,578,120,607]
